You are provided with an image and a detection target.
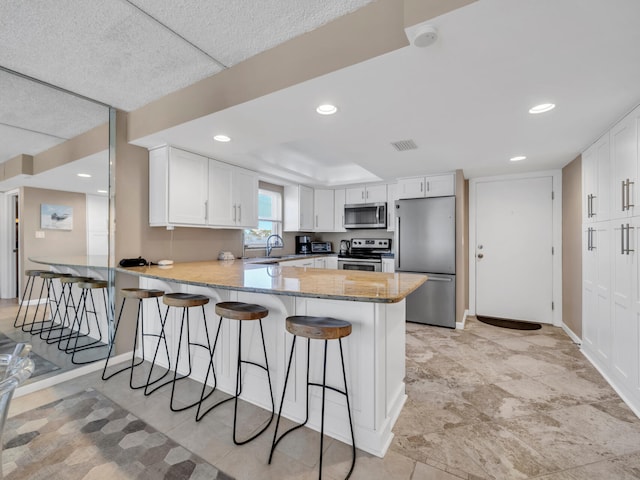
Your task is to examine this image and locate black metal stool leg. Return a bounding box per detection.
[339,338,356,479]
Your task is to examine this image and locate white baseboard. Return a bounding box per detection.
[14,351,132,398]
[20,298,47,307]
[456,309,469,330]
[581,348,640,420]
[561,323,582,345]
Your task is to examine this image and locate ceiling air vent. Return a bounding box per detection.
[391,139,417,151]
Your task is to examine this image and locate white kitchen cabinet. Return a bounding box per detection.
[149,146,208,226]
[280,258,314,268]
[206,159,258,228]
[610,220,638,388]
[313,189,335,231]
[149,146,258,229]
[231,166,258,228]
[387,183,398,232]
[382,258,395,273]
[582,223,611,366]
[333,189,347,232]
[581,104,640,417]
[610,106,639,219]
[284,185,314,231]
[582,134,611,223]
[325,256,338,269]
[397,173,455,199]
[345,184,387,204]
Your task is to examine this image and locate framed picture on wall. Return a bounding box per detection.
[41,204,73,230]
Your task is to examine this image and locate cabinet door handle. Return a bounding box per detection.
[587,227,592,251]
[315,215,318,228]
[426,181,430,192]
[238,205,242,223]
[626,223,634,255]
[622,180,626,211]
[420,182,423,193]
[366,190,369,199]
[205,201,208,221]
[627,179,635,210]
[587,194,591,217]
[233,204,237,222]
[621,223,626,255]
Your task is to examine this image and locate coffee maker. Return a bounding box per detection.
[295,235,312,254]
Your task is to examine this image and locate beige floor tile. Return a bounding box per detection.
[412,461,466,480]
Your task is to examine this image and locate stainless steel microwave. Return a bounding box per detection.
[344,202,387,229]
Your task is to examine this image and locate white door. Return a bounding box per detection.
[474,175,554,323]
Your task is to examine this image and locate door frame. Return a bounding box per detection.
[0,189,20,299]
[469,170,563,326]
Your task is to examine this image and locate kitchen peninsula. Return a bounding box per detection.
[122,260,425,457]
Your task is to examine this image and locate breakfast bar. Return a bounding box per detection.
[120,260,425,457]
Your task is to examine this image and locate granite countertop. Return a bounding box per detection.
[119,260,426,303]
[30,255,110,269]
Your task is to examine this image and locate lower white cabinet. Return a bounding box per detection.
[279,256,338,269]
[382,258,395,273]
[582,222,611,366]
[583,218,640,411]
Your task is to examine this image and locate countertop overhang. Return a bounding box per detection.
[119,260,426,303]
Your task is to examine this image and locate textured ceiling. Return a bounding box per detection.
[0,0,372,111]
[0,0,373,190]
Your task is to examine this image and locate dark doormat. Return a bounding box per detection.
[477,316,541,330]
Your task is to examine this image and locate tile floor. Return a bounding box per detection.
[6,299,640,479]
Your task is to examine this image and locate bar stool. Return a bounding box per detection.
[195,301,275,445]
[27,271,71,336]
[146,293,217,411]
[42,275,94,345]
[102,288,170,390]
[13,270,45,330]
[67,279,109,365]
[269,316,356,480]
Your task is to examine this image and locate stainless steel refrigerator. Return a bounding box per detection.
[395,196,456,328]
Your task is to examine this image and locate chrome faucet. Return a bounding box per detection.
[266,234,284,257]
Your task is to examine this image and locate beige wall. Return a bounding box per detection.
[20,187,87,276]
[562,155,582,338]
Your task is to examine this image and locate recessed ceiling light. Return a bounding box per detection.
[510,156,527,162]
[97,190,108,194]
[529,103,555,114]
[213,134,231,142]
[316,104,338,115]
[77,173,92,178]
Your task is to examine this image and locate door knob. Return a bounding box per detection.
[477,253,484,259]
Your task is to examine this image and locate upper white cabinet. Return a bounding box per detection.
[582,133,611,223]
[149,146,258,229]
[150,146,208,226]
[345,184,387,204]
[611,106,639,219]
[387,183,398,232]
[313,189,335,231]
[284,185,314,231]
[397,173,455,199]
[333,189,347,232]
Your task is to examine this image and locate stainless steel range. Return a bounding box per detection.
[337,238,392,272]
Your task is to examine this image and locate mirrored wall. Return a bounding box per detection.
[0,67,112,384]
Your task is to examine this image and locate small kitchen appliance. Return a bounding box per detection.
[339,240,351,255]
[295,235,312,254]
[344,203,387,229]
[311,241,332,253]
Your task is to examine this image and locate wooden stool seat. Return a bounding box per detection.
[286,316,352,340]
[40,272,72,279]
[121,288,164,299]
[25,270,45,277]
[77,280,108,290]
[59,276,94,284]
[215,301,268,321]
[163,293,209,308]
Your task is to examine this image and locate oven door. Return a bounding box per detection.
[338,259,381,272]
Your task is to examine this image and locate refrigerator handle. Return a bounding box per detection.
[396,216,401,269]
[427,276,453,282]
